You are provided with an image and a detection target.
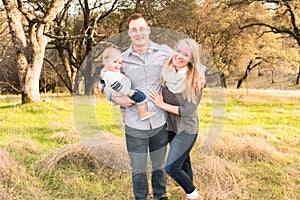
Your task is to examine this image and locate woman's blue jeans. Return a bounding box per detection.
[166,131,198,194]
[125,124,168,200]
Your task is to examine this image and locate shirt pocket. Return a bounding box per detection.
[145,62,162,80]
[125,67,146,89]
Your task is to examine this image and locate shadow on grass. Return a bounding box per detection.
[0,103,22,109]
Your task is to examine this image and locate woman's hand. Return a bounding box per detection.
[149,89,165,109]
[149,89,180,115]
[196,75,206,89]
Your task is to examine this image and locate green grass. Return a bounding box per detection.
[0,89,299,199]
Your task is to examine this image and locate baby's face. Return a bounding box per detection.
[106,57,122,72]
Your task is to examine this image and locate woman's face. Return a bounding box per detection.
[172,41,192,70]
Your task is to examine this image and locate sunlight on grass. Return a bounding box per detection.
[95,95,125,137]
[0,89,299,200]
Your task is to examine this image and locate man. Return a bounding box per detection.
[108,13,172,200]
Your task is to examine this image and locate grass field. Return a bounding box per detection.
[0,89,299,200]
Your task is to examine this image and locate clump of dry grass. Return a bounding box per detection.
[37,132,130,175]
[6,135,40,154]
[83,132,131,172]
[193,155,248,200]
[252,126,281,142]
[192,134,285,199]
[0,183,14,200]
[0,149,44,200]
[50,131,81,144]
[212,135,282,162]
[37,142,100,175]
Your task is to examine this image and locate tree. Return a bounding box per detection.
[189,0,299,88]
[45,0,122,95]
[222,0,300,84]
[0,8,19,94]
[237,58,262,88]
[3,0,65,103]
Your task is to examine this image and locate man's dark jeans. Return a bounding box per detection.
[125,124,168,200]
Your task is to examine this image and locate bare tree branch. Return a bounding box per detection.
[283,1,300,39]
[95,0,119,23]
[0,82,21,93]
[241,22,299,40]
[44,33,88,40]
[44,58,73,92]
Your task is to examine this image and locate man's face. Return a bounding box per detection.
[128,18,150,48]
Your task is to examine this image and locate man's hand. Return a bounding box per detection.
[111,96,136,108]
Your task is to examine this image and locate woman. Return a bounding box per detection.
[150,39,206,200]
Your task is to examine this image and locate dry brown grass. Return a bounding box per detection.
[212,135,282,162]
[50,131,81,143]
[193,155,248,200]
[0,183,15,200]
[225,88,300,103]
[83,132,130,172]
[37,141,100,175]
[6,135,40,154]
[0,149,44,200]
[167,151,248,200]
[252,126,281,142]
[190,134,286,199]
[38,132,130,175]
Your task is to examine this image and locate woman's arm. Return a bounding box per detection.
[150,89,202,116]
[178,94,201,117]
[149,90,179,115]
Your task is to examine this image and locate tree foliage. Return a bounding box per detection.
[0,0,299,101]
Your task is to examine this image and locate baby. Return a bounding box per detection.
[99,47,154,121]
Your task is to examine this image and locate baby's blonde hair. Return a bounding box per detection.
[102,47,122,67]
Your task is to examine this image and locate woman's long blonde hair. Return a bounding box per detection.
[161,39,202,104]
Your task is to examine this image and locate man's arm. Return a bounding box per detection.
[111,95,135,108]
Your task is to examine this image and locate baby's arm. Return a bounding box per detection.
[104,72,136,107]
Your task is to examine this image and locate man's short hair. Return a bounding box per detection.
[126,13,149,29]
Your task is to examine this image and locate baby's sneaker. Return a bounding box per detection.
[139,112,156,121]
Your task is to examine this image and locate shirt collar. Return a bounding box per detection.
[124,40,160,57]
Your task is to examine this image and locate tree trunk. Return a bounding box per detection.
[84,55,95,95]
[56,43,75,93]
[83,0,95,96]
[296,65,300,85]
[74,70,85,94]
[237,60,261,89]
[237,61,252,89]
[24,24,48,103]
[271,70,275,83]
[3,0,64,103]
[3,0,28,102]
[220,73,227,88]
